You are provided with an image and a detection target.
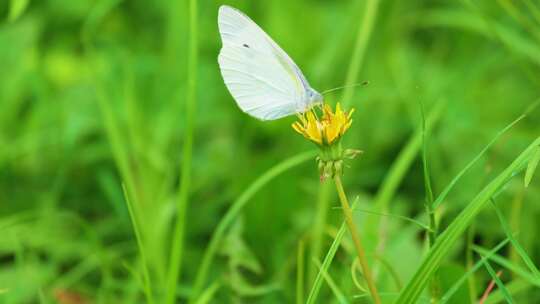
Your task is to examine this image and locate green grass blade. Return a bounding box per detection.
[483,279,533,304]
[342,0,380,107]
[306,197,359,304]
[313,259,350,304]
[364,101,444,239]
[394,136,540,304]
[122,184,154,304]
[348,207,430,231]
[490,199,540,279]
[420,102,439,304]
[440,238,510,304]
[194,282,220,304]
[189,150,317,304]
[8,0,29,22]
[432,114,524,208]
[524,145,540,187]
[420,101,434,206]
[166,0,198,302]
[473,246,540,287]
[480,255,514,303]
[297,239,305,304]
[310,182,331,283]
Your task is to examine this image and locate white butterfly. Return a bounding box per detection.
[218,5,323,121]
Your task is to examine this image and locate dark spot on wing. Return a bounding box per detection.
[243,44,250,48]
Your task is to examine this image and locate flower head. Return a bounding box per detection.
[292,102,360,180]
[292,102,354,146]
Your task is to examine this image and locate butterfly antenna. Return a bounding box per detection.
[321,81,370,95]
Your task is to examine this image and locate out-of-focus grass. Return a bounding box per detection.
[0,0,539,303]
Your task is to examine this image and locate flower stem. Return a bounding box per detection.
[334,175,381,304]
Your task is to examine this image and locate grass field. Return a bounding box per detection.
[1,0,540,303]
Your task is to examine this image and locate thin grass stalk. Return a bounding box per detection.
[297,239,305,304]
[122,184,154,304]
[89,46,153,299]
[189,151,316,303]
[465,224,478,303]
[420,102,439,303]
[334,175,381,304]
[309,182,331,283]
[166,0,198,302]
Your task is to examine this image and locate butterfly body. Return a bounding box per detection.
[217,5,322,120]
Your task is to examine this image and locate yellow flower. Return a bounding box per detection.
[292,102,354,145]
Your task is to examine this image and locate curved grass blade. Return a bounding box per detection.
[394,136,540,304]
[189,150,317,304]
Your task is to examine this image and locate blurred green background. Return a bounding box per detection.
[1,0,539,303]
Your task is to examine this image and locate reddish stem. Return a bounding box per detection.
[478,270,503,304]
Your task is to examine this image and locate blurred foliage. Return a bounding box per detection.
[0,0,539,303]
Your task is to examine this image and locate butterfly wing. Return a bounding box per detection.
[218,5,314,120]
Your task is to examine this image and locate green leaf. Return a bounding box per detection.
[394,136,540,304]
[524,145,540,187]
[8,0,29,22]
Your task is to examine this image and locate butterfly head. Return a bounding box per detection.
[307,88,323,107]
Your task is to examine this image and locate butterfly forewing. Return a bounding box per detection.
[218,5,312,120]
